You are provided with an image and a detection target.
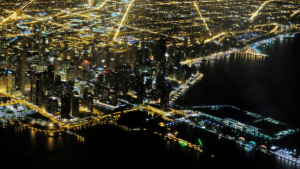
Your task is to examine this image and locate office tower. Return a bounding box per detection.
[60,71,67,81]
[136,50,143,64]
[82,60,91,72]
[54,75,61,85]
[0,51,6,68]
[158,35,167,75]
[20,51,27,96]
[72,92,80,117]
[105,51,112,69]
[94,73,104,97]
[6,70,16,95]
[88,95,94,113]
[136,75,144,104]
[65,81,74,93]
[31,73,42,106]
[61,92,71,119]
[46,97,58,115]
[54,59,63,77]
[67,68,76,81]
[160,82,172,110]
[24,71,33,103]
[108,89,117,105]
[81,87,88,109]
[0,68,6,92]
[40,91,46,110]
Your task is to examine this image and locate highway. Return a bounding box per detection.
[193,1,212,37]
[113,0,136,41]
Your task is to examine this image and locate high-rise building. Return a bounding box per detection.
[61,92,71,119]
[158,35,167,76]
[88,95,94,113]
[160,82,172,110]
[0,68,6,92]
[6,70,16,95]
[81,87,88,110]
[24,71,33,103]
[72,92,80,117]
[67,68,76,81]
[20,51,27,96]
[39,91,46,110]
[46,97,58,115]
[31,74,42,106]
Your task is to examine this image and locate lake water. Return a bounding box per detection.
[177,34,300,128]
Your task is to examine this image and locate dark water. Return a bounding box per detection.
[1,112,300,169]
[177,34,300,128]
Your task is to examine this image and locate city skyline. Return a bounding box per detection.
[0,0,300,168]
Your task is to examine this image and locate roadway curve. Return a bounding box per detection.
[250,0,298,20]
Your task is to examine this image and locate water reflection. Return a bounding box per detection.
[30,129,35,143]
[47,137,54,151]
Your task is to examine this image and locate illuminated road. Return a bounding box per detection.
[113,0,136,41]
[0,101,18,107]
[249,0,287,20]
[193,1,212,37]
[290,9,300,17]
[1,0,36,24]
[268,25,279,34]
[204,32,227,43]
[250,0,274,20]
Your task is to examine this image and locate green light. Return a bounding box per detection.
[250,141,256,146]
[180,142,186,147]
[198,138,203,147]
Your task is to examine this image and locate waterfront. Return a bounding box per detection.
[176,34,300,128]
[1,110,300,169]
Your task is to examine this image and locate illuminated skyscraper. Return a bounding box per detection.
[0,68,6,92]
[6,70,16,95]
[72,92,80,117]
[24,71,33,103]
[160,82,172,110]
[61,92,71,119]
[20,51,27,96]
[157,35,167,76]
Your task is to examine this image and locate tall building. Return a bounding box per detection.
[157,35,167,76]
[160,82,172,110]
[88,95,94,113]
[20,51,27,96]
[67,68,76,81]
[46,97,58,115]
[72,92,80,117]
[61,92,71,119]
[39,91,46,110]
[6,70,16,95]
[31,74,42,106]
[24,71,33,103]
[0,68,6,92]
[81,87,88,110]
